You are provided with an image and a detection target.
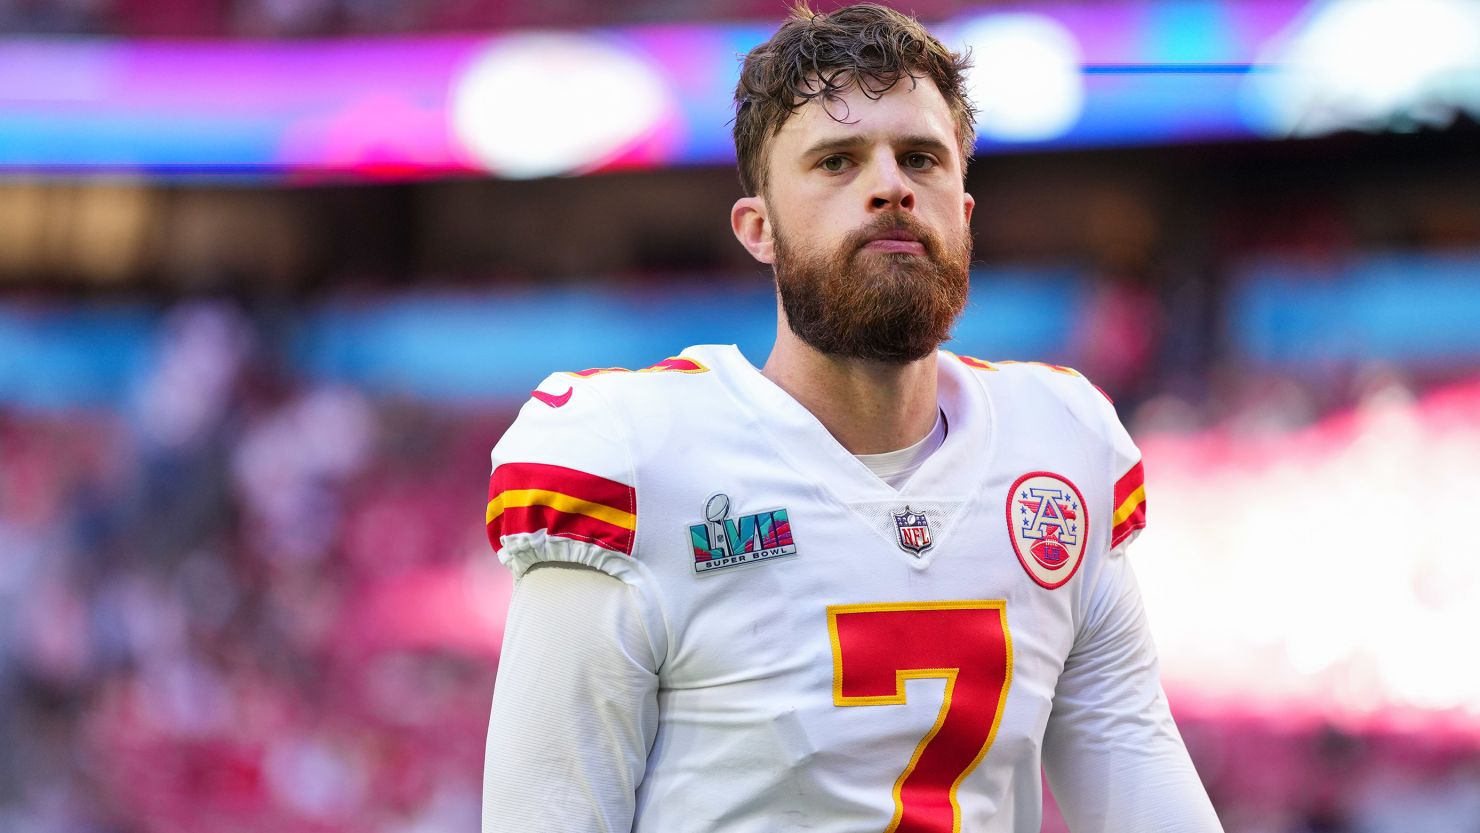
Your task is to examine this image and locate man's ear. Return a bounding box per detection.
[731,196,774,265]
[963,190,975,226]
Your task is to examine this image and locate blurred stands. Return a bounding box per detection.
[3,2,1480,831]
[0,301,507,832]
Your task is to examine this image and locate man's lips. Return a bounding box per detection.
[860,224,926,254]
[863,237,926,254]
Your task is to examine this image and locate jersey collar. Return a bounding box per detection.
[681,344,995,504]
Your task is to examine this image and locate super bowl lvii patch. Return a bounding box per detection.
[689,493,797,574]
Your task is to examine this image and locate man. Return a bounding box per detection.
[482,4,1223,832]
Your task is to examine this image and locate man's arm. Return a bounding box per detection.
[1041,542,1223,832]
[483,563,659,833]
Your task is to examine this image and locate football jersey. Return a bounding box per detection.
[484,344,1218,833]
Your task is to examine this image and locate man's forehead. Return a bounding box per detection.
[773,75,956,152]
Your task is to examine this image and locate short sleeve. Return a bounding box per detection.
[486,373,641,581]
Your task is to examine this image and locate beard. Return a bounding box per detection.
[772,210,972,364]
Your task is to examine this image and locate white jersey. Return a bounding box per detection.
[483,344,1220,833]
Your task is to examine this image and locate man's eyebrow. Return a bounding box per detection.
[800,134,955,159]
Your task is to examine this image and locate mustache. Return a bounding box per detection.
[844,213,941,258]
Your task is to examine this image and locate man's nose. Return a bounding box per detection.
[867,159,915,212]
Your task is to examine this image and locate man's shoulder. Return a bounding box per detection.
[494,348,728,468]
[533,352,717,409]
[485,347,749,575]
[558,354,715,384]
[946,351,1114,412]
[946,349,1134,464]
[518,350,716,412]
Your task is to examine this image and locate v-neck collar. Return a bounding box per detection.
[683,344,995,504]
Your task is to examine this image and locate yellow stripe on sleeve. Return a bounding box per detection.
[486,488,637,531]
[1111,484,1146,528]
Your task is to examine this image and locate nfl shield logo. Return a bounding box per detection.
[893,506,934,555]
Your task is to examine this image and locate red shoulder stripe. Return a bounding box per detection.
[568,366,630,378]
[955,354,998,371]
[487,462,636,556]
[641,356,708,373]
[564,356,710,377]
[1110,461,1147,548]
[1113,461,1144,509]
[489,462,633,509]
[491,503,635,555]
[1110,502,1146,549]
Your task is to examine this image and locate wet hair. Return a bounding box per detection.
[732,2,976,196]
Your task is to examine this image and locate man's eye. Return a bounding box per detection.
[903,153,936,170]
[820,156,850,173]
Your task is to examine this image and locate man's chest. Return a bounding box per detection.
[629,414,1104,679]
[651,489,1083,693]
[617,361,1115,828]
[633,487,1087,824]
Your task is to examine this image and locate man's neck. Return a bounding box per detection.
[760,325,939,456]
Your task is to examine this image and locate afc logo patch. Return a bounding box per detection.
[1006,471,1088,589]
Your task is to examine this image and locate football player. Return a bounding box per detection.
[482,4,1223,831]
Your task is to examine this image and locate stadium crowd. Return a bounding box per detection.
[0,302,501,833]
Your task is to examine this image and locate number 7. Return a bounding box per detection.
[828,601,1013,833]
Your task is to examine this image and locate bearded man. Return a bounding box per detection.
[481,5,1223,832]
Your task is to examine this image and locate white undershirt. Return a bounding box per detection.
[852,408,947,489]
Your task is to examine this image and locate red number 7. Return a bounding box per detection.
[828,601,1013,833]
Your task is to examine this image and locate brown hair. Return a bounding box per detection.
[732,2,976,196]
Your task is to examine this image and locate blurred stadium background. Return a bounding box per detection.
[3,0,1480,831]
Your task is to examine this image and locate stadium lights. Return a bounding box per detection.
[449,32,672,178]
[954,13,1086,142]
[1243,0,1480,137]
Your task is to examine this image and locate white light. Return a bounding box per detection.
[1137,380,1480,727]
[956,14,1085,142]
[1244,0,1480,137]
[449,33,671,178]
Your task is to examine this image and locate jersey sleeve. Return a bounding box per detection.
[1042,382,1222,831]
[483,563,659,833]
[1041,548,1222,831]
[486,373,641,582]
[483,376,667,832]
[1101,391,1148,550]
